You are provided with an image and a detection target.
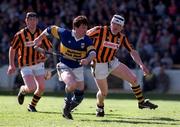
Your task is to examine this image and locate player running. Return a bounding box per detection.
[33,15,96,120]
[87,14,158,117]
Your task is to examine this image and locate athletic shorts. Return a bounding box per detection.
[20,62,45,77]
[95,57,120,79]
[56,62,84,81]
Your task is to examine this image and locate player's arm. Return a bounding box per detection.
[80,38,96,65]
[7,34,20,75]
[87,26,101,38]
[7,46,16,75]
[122,35,149,75]
[81,50,96,65]
[130,50,144,67]
[34,25,60,46]
[130,50,149,76]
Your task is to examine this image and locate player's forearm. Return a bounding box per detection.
[9,47,15,66]
[34,29,48,46]
[86,51,96,63]
[130,50,144,67]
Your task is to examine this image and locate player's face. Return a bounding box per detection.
[25,17,38,30]
[75,24,88,38]
[110,22,123,35]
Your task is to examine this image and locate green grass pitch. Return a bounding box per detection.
[0,92,180,127]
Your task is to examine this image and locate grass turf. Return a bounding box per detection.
[0,92,180,127]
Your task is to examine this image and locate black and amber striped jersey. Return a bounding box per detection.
[87,26,134,63]
[10,27,52,67]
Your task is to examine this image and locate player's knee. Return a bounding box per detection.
[100,91,108,97]
[26,86,36,93]
[130,75,138,85]
[66,84,77,92]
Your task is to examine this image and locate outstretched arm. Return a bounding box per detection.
[34,25,60,46]
[33,29,49,46]
[130,49,149,76]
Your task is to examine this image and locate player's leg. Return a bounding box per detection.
[61,70,78,120]
[57,63,79,120]
[94,63,109,117]
[96,79,108,117]
[26,62,46,112]
[27,75,45,112]
[70,81,84,111]
[18,67,36,105]
[69,66,85,111]
[111,62,158,109]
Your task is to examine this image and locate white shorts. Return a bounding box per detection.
[56,62,84,81]
[95,58,120,79]
[20,62,45,77]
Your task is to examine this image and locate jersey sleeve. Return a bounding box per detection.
[10,33,21,50]
[87,26,101,38]
[46,25,65,40]
[85,36,96,54]
[121,35,134,52]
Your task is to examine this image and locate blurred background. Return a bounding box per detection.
[0,0,180,94]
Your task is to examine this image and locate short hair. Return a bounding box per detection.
[73,15,88,28]
[26,12,38,18]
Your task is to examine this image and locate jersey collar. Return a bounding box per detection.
[72,30,84,41]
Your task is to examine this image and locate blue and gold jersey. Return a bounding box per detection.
[47,25,95,68]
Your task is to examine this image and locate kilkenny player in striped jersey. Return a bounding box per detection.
[87,14,158,117]
[7,12,52,112]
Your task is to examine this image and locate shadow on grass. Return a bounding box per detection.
[108,115,180,122]
[74,112,180,125]
[81,119,180,126]
[38,111,60,114]
[78,113,180,126]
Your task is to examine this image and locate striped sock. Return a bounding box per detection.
[97,105,104,109]
[30,95,41,107]
[131,85,145,103]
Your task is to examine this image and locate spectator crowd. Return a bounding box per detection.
[0,0,180,70]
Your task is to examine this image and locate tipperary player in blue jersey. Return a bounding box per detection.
[33,15,96,120]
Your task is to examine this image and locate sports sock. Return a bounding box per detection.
[97,105,104,109]
[30,94,41,107]
[70,90,84,110]
[131,85,145,103]
[65,92,73,103]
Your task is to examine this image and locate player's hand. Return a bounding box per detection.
[33,37,42,46]
[80,58,90,65]
[44,70,52,80]
[140,64,149,76]
[7,65,16,75]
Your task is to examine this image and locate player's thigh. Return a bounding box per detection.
[33,62,45,76]
[95,63,109,79]
[111,62,137,84]
[35,75,45,90]
[61,70,77,86]
[72,66,84,82]
[21,67,36,90]
[33,63,46,90]
[56,63,76,85]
